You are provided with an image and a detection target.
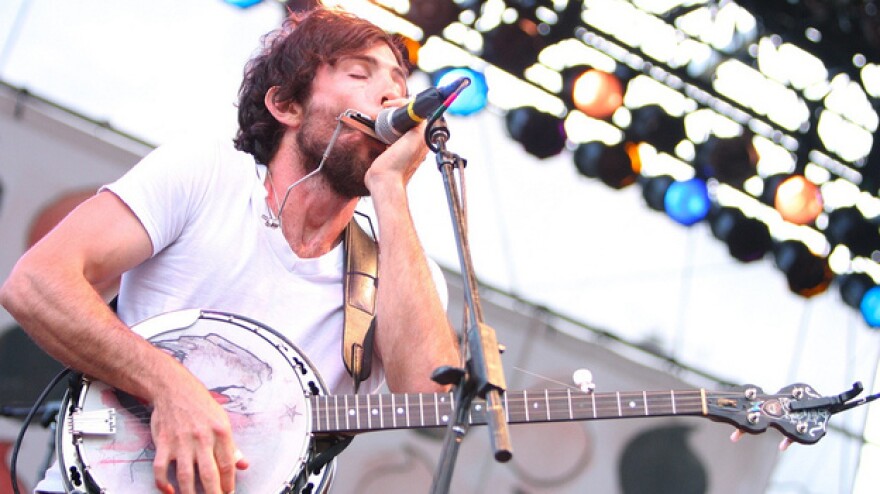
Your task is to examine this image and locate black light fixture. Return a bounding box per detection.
[626,105,686,156]
[481,19,547,77]
[824,207,880,258]
[709,207,773,263]
[640,175,675,211]
[574,141,636,189]
[694,134,758,189]
[773,240,833,297]
[505,107,567,159]
[838,272,876,309]
[401,0,462,40]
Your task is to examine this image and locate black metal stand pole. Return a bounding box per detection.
[428,119,512,494]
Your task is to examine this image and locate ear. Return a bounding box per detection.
[264,86,303,128]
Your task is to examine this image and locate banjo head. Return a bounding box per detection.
[58,309,333,494]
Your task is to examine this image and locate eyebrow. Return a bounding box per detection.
[340,54,408,93]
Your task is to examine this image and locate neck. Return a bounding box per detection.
[266,162,357,259]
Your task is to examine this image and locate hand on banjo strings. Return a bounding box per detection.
[150,372,250,494]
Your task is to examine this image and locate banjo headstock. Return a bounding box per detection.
[705,382,871,444]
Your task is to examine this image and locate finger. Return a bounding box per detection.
[234,448,250,470]
[214,437,240,493]
[196,445,223,494]
[729,429,744,443]
[779,438,793,452]
[174,457,198,494]
[153,448,175,494]
[382,97,409,108]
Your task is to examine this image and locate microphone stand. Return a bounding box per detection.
[427,118,512,494]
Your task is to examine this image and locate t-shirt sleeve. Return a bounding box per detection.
[101,140,222,256]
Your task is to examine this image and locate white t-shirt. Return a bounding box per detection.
[35,138,447,493]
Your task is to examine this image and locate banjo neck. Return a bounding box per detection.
[309,388,708,434]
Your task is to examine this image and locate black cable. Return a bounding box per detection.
[10,367,71,494]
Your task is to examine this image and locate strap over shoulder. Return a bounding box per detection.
[342,218,379,392]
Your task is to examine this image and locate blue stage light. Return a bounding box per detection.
[224,0,262,9]
[664,178,711,226]
[434,68,488,116]
[860,285,880,328]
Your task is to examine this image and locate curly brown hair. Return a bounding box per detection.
[233,8,408,165]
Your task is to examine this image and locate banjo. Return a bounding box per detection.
[56,309,865,493]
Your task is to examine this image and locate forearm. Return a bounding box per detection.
[371,184,460,392]
[0,257,188,403]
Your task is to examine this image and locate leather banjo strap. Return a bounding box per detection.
[342,218,378,393]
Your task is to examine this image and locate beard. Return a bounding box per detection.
[296,103,386,198]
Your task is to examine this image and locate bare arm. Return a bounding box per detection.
[364,124,461,393]
[0,191,244,494]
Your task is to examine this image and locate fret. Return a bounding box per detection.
[643,391,648,415]
[419,393,425,426]
[376,394,383,429]
[366,395,372,429]
[344,395,350,430]
[504,391,509,422]
[355,395,361,430]
[404,393,410,427]
[390,394,396,428]
[523,390,530,422]
[567,389,573,420]
[671,390,676,414]
[434,392,441,426]
[591,392,597,418]
[545,390,551,421]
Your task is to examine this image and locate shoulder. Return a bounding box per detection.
[144,138,255,174]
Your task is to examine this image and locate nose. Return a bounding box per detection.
[376,72,406,106]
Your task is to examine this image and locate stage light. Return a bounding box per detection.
[482,20,546,77]
[400,0,462,40]
[838,272,875,309]
[225,0,262,8]
[663,178,711,226]
[505,107,567,159]
[860,286,880,328]
[764,174,824,225]
[824,207,880,258]
[561,66,624,119]
[773,240,833,297]
[573,141,636,189]
[399,35,422,67]
[710,207,773,262]
[641,175,675,211]
[626,105,686,155]
[694,134,758,188]
[433,67,488,116]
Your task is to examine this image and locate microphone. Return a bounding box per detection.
[373,77,470,144]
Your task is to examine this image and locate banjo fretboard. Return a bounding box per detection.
[309,389,708,433]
